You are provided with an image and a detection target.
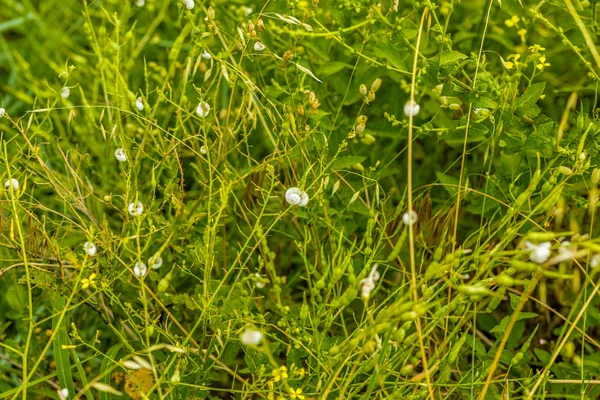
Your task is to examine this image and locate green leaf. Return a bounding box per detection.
[436,171,459,197]
[440,51,468,66]
[516,83,546,109]
[331,156,366,171]
[98,344,123,400]
[52,298,75,399]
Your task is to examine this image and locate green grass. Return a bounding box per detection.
[2,0,600,398]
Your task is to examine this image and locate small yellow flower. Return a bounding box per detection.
[81,273,97,289]
[505,54,521,70]
[272,366,288,382]
[289,388,305,400]
[504,15,520,27]
[537,55,550,70]
[294,367,306,378]
[517,28,527,42]
[528,44,546,53]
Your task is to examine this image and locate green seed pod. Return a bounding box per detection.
[400,364,413,376]
[157,278,169,293]
[315,279,325,289]
[486,286,505,312]
[388,228,408,261]
[558,166,573,176]
[510,260,539,273]
[496,274,516,287]
[563,341,575,359]
[448,333,468,364]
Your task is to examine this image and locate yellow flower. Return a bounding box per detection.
[537,55,550,70]
[517,28,527,42]
[289,388,305,400]
[528,44,546,53]
[272,366,288,382]
[505,54,521,70]
[81,273,97,289]
[294,367,306,378]
[504,15,520,27]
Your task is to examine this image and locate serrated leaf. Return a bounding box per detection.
[516,82,545,109]
[440,51,468,66]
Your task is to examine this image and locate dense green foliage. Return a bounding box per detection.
[2,0,600,398]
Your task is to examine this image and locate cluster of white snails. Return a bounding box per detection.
[133,255,163,277]
[285,187,309,207]
[360,264,380,299]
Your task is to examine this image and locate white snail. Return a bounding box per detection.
[115,148,127,162]
[83,242,97,256]
[196,102,211,118]
[128,201,144,216]
[285,187,309,207]
[201,49,212,60]
[61,87,70,99]
[133,261,148,277]
[148,255,163,270]
[404,100,420,117]
[135,97,144,111]
[4,178,19,191]
[402,210,418,226]
[240,328,262,346]
[183,0,194,10]
[254,41,265,52]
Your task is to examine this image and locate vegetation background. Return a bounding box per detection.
[2,0,600,398]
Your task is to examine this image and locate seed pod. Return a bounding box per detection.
[510,260,539,273]
[486,286,505,312]
[448,333,467,364]
[558,166,573,176]
[257,19,265,32]
[496,274,516,287]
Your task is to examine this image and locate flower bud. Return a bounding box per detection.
[371,78,382,92]
[359,84,367,96]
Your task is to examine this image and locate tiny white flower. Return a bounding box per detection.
[196,101,211,118]
[58,388,69,400]
[404,99,420,117]
[4,178,19,191]
[0,108,5,118]
[61,87,70,99]
[135,97,144,111]
[525,241,552,264]
[591,254,600,268]
[148,255,163,269]
[183,0,194,10]
[254,41,265,52]
[128,201,144,216]
[200,145,207,155]
[201,49,212,60]
[539,338,546,345]
[285,187,309,207]
[360,264,380,299]
[136,0,145,7]
[402,210,418,226]
[240,328,263,345]
[133,261,148,277]
[255,272,265,289]
[115,148,127,162]
[84,242,97,257]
